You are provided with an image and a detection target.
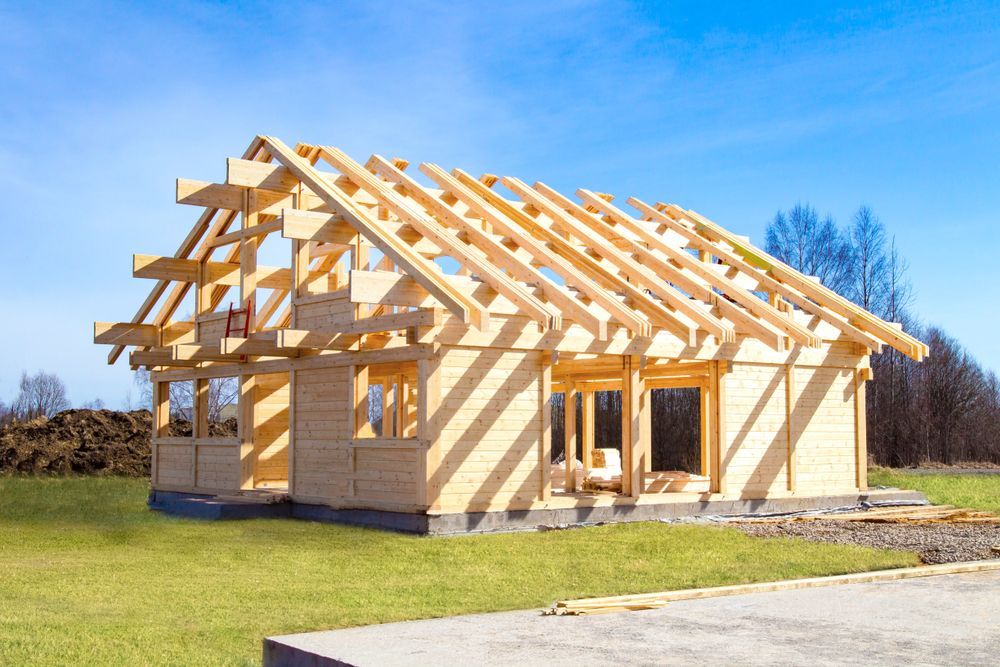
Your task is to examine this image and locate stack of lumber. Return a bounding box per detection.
[545,594,670,616]
[737,504,1000,525]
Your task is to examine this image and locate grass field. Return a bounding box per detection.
[870,468,1000,514]
[0,477,918,666]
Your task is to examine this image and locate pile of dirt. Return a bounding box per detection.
[0,409,238,476]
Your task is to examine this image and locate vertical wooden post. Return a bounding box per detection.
[855,368,868,491]
[417,355,442,509]
[640,381,652,474]
[786,364,797,492]
[352,239,369,320]
[151,380,169,486]
[564,384,577,492]
[540,353,553,500]
[622,356,643,498]
[240,189,259,332]
[350,365,371,438]
[193,378,209,488]
[380,381,389,438]
[699,378,712,479]
[238,374,255,490]
[395,374,406,438]
[716,361,729,495]
[581,391,594,476]
[288,369,297,497]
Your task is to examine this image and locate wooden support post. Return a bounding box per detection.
[241,189,259,332]
[640,381,652,474]
[786,364,797,492]
[564,383,577,492]
[193,378,209,488]
[855,368,868,491]
[238,374,255,490]
[288,369,297,497]
[395,373,406,439]
[581,391,594,476]
[716,361,728,495]
[699,378,711,479]
[291,239,310,323]
[540,353,553,500]
[352,237,369,320]
[380,381,389,437]
[151,381,169,485]
[417,356,442,509]
[622,356,643,498]
[350,365,371,438]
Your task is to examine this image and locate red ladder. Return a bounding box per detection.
[225,299,253,361]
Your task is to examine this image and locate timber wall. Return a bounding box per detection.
[435,347,546,513]
[723,348,863,498]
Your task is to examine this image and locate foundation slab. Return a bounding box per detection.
[149,489,927,534]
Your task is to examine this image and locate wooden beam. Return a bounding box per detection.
[855,368,868,491]
[371,156,610,336]
[434,166,655,339]
[133,254,334,292]
[786,364,797,492]
[572,187,816,349]
[622,356,643,498]
[662,204,926,359]
[581,391,594,476]
[506,177,730,344]
[108,137,265,365]
[629,198,885,353]
[263,137,489,329]
[150,343,440,382]
[208,219,284,248]
[321,147,556,331]
[277,309,441,349]
[417,356,442,509]
[540,353,553,500]
[238,374,255,490]
[564,383,577,492]
[176,178,295,216]
[220,336,300,357]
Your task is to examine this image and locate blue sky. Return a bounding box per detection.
[1,0,997,407]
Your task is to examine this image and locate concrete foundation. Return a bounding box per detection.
[149,488,928,534]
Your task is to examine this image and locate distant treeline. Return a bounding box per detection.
[552,204,1000,469]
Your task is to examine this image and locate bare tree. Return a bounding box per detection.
[848,205,889,316]
[11,370,70,420]
[766,204,854,295]
[133,370,238,422]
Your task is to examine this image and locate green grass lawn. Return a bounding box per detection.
[870,468,1000,514]
[1,477,917,666]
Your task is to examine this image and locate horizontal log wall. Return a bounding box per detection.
[254,372,289,483]
[722,346,864,498]
[435,347,546,512]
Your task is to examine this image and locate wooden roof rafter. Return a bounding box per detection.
[365,155,616,339]
[261,136,491,330]
[103,135,927,367]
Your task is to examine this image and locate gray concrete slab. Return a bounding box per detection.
[264,570,1000,666]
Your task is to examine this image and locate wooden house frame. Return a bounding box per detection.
[95,135,927,532]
